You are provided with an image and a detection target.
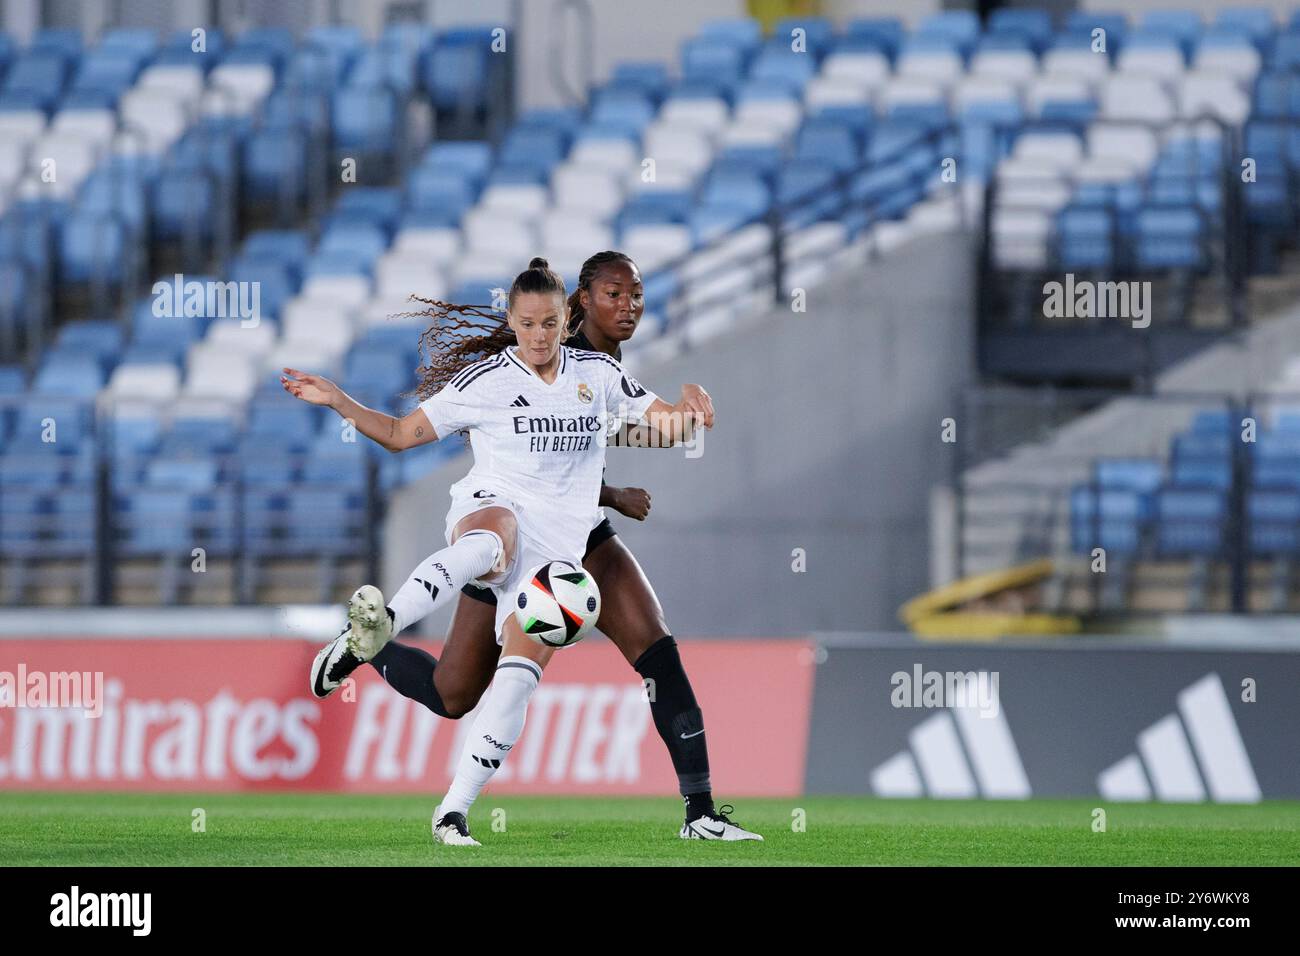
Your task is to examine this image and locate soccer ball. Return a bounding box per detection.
[514,560,601,647]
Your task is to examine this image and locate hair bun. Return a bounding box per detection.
[528,256,550,270]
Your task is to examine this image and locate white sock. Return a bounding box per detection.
[439,657,542,816]
[387,530,502,636]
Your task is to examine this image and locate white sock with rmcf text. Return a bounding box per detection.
[439,657,542,817]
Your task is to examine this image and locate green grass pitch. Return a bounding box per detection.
[1,793,1296,866]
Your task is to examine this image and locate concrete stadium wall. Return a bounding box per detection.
[383,231,977,636]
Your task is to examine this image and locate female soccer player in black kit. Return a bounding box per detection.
[321,251,761,843]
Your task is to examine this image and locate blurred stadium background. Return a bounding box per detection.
[0,0,1297,811]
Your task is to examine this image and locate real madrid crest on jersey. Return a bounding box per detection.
[577,383,593,404]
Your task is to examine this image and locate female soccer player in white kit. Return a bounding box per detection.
[281,258,716,846]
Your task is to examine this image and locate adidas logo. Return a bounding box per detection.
[1098,673,1260,803]
[510,395,530,407]
[871,703,1031,799]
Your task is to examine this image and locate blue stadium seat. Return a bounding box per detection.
[1155,488,1225,556]
[795,118,861,173]
[58,214,128,285]
[681,38,745,88]
[610,62,671,102]
[845,17,903,56]
[1134,207,1204,270]
[1057,206,1115,271]
[424,27,494,112]
[242,129,309,200]
[750,42,818,90]
[1071,486,1149,555]
[701,169,771,218]
[1097,458,1165,492]
[332,86,398,154]
[406,166,477,219]
[33,354,103,398]
[420,141,494,181]
[1249,489,1300,554]
[697,18,762,55]
[989,9,1053,51]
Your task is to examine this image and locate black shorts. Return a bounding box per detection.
[460,517,618,606]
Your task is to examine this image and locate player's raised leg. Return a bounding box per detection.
[310,510,513,699]
[433,616,554,847]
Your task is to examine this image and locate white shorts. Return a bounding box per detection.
[444,486,580,645]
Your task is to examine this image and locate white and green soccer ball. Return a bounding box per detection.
[514,560,601,647]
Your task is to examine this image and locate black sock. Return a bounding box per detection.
[370,640,451,718]
[684,792,715,821]
[634,635,714,817]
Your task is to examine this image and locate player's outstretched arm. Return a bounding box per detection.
[640,383,714,446]
[281,367,439,452]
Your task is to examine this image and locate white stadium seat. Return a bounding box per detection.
[392,226,461,265]
[970,49,1038,82]
[539,210,614,254]
[1026,75,1094,117]
[658,97,730,136]
[991,209,1051,269]
[1193,44,1261,82]
[205,318,278,354]
[1013,132,1085,168]
[375,252,446,300]
[735,99,804,135]
[822,51,891,86]
[551,164,626,218]
[300,274,373,309]
[137,65,206,107]
[1041,48,1110,81]
[567,137,639,174]
[954,76,1021,113]
[621,224,693,272]
[878,77,948,115]
[897,50,965,84]
[1101,75,1177,122]
[0,110,47,148]
[1116,46,1186,80]
[803,76,872,110]
[1088,124,1160,170]
[281,299,354,342]
[51,109,117,149]
[209,63,276,112]
[478,183,550,219]
[461,208,536,258]
[106,363,181,403]
[1179,71,1250,124]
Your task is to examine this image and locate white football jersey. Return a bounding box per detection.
[419,345,659,559]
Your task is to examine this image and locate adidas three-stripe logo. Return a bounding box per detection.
[871,701,1031,799]
[510,395,530,407]
[1098,673,1260,803]
[473,755,501,769]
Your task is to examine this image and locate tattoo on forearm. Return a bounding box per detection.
[415,426,424,438]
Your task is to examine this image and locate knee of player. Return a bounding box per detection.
[439,694,476,720]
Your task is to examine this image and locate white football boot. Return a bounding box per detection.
[309,585,393,699]
[432,808,481,847]
[680,804,764,841]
